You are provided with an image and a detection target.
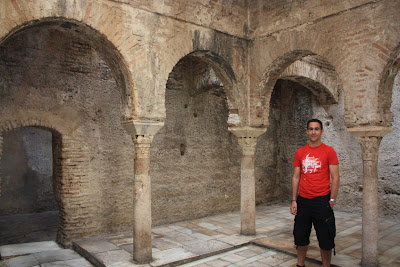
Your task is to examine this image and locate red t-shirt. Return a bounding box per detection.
[293,143,339,199]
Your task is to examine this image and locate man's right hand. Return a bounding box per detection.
[290,201,297,215]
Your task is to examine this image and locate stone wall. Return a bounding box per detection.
[248,0,372,38]
[248,0,400,128]
[122,0,249,38]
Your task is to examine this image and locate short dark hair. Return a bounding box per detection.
[307,119,323,130]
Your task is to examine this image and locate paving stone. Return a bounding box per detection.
[241,260,268,267]
[190,232,216,241]
[106,261,149,267]
[183,240,231,255]
[258,253,294,265]
[384,245,400,257]
[163,232,196,243]
[151,247,195,266]
[109,237,134,246]
[94,249,132,265]
[279,257,298,267]
[177,228,194,235]
[330,253,361,267]
[34,248,81,264]
[0,241,61,257]
[234,254,264,265]
[1,254,40,267]
[197,222,220,231]
[216,235,253,246]
[152,237,181,251]
[151,226,173,236]
[75,239,120,254]
[220,252,246,263]
[120,243,134,253]
[40,258,93,267]
[202,258,230,267]
[235,248,260,258]
[260,250,277,258]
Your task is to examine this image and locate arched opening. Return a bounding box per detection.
[0,18,134,119]
[0,19,135,246]
[255,52,362,211]
[379,65,400,219]
[151,54,241,225]
[0,127,61,245]
[255,80,312,203]
[378,45,400,127]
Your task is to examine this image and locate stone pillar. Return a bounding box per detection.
[122,120,164,264]
[228,126,266,235]
[348,126,392,266]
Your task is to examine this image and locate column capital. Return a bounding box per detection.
[348,126,391,161]
[358,136,383,161]
[122,120,164,140]
[229,126,266,156]
[228,126,267,138]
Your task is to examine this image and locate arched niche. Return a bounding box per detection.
[0,18,136,246]
[0,125,63,245]
[378,45,400,127]
[151,51,241,225]
[254,51,341,126]
[1,18,135,120]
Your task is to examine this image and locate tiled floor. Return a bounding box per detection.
[1,203,399,266]
[0,241,93,267]
[72,203,400,267]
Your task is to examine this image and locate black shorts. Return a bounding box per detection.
[293,194,336,250]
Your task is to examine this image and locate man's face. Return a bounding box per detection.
[306,121,324,143]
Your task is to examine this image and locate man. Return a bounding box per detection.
[290,119,340,267]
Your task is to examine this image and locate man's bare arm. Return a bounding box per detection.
[329,164,340,208]
[290,166,301,215]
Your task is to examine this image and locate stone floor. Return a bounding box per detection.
[0,241,93,267]
[73,203,400,266]
[1,203,400,266]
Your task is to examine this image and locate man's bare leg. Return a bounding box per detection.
[296,245,308,266]
[320,249,332,267]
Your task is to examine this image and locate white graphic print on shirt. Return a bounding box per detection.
[302,153,321,173]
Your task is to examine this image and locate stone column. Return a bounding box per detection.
[122,120,164,264]
[228,126,266,235]
[348,126,392,266]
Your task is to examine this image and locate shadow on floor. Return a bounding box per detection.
[0,210,58,246]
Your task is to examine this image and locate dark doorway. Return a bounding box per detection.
[0,127,59,245]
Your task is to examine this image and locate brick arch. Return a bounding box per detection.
[253,50,341,126]
[378,44,400,127]
[0,119,91,247]
[166,49,241,126]
[0,2,139,120]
